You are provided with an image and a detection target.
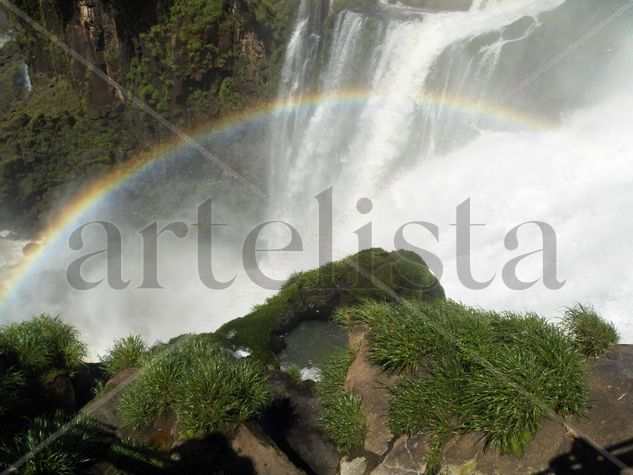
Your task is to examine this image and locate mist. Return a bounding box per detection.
[1,0,633,357]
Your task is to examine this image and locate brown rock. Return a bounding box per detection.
[82,367,141,437]
[340,456,367,475]
[450,420,573,474]
[230,423,304,475]
[345,325,399,456]
[371,436,429,475]
[570,345,633,448]
[266,372,340,474]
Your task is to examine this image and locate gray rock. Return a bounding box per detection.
[340,456,367,475]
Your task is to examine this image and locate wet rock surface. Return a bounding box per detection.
[263,371,340,475]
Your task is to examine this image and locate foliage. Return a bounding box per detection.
[286,365,303,384]
[218,248,444,363]
[107,437,168,472]
[0,75,140,225]
[174,356,270,438]
[0,314,87,373]
[561,304,620,357]
[315,348,367,453]
[241,0,298,45]
[1,0,297,226]
[218,78,244,114]
[0,315,90,439]
[0,369,26,416]
[340,300,591,461]
[126,0,296,121]
[101,335,148,377]
[0,412,112,474]
[119,334,269,437]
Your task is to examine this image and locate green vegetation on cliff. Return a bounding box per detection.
[315,348,367,453]
[0,0,299,227]
[101,335,148,377]
[217,248,444,363]
[0,250,625,473]
[0,73,140,224]
[561,303,620,357]
[119,334,269,438]
[337,299,594,471]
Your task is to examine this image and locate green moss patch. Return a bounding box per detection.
[217,248,444,364]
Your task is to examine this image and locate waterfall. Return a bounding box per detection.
[3,0,633,352]
[270,0,331,196]
[21,62,32,92]
[0,10,9,48]
[267,0,633,339]
[271,0,566,211]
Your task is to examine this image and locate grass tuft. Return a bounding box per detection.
[0,314,87,373]
[0,369,25,416]
[119,334,269,438]
[102,335,148,377]
[342,299,592,461]
[316,348,367,453]
[561,304,619,358]
[0,412,112,474]
[286,365,303,385]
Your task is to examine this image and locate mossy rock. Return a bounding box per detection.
[216,248,444,364]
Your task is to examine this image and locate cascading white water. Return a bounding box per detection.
[268,0,633,340]
[2,0,633,354]
[272,0,568,208]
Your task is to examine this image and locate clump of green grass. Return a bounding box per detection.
[561,304,619,358]
[108,437,167,472]
[0,314,87,373]
[0,315,87,420]
[175,356,270,438]
[0,369,25,415]
[286,365,303,385]
[319,392,367,454]
[102,335,148,377]
[342,299,592,463]
[315,348,367,453]
[0,412,112,474]
[119,334,270,438]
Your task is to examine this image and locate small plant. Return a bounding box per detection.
[109,437,168,471]
[316,348,367,453]
[174,356,270,438]
[343,299,593,464]
[286,365,303,385]
[0,412,112,474]
[0,369,25,415]
[318,392,367,453]
[102,335,148,377]
[561,304,620,357]
[0,314,87,373]
[119,335,270,437]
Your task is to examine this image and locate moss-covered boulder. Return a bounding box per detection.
[217,248,444,363]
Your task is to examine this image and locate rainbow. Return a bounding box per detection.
[0,89,555,313]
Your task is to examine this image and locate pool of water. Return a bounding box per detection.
[277,320,349,379]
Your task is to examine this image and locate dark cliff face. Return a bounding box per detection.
[0,0,298,228]
[8,0,295,110]
[9,0,170,106]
